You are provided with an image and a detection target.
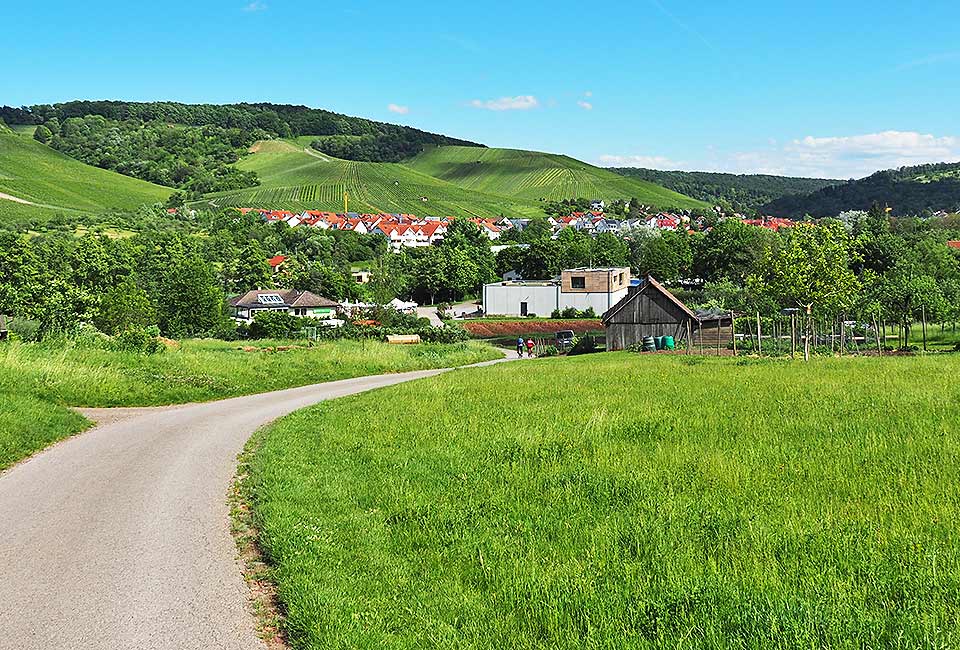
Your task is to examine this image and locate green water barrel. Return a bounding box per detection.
[664,335,675,350]
[654,336,665,350]
[642,336,656,352]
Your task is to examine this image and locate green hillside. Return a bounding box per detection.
[200,140,545,218]
[764,162,960,217]
[0,131,170,224]
[406,146,708,210]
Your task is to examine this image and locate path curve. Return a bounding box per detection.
[0,356,512,649]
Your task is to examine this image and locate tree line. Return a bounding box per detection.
[2,100,484,171]
[611,168,837,215]
[763,163,960,218]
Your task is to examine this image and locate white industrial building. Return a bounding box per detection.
[482,268,631,317]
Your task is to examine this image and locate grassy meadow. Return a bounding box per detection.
[0,131,169,224]
[0,338,500,471]
[406,146,709,209]
[248,352,960,648]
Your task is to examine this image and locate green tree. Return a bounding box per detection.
[749,222,860,359]
[94,277,157,335]
[231,240,272,292]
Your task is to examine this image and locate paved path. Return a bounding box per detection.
[415,306,445,327]
[0,357,511,649]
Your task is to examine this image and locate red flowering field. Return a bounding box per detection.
[462,320,603,338]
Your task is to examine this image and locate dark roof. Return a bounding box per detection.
[602,275,697,324]
[229,289,340,309]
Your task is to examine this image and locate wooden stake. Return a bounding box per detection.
[756,312,762,356]
[731,311,737,356]
[922,304,927,353]
[874,312,882,357]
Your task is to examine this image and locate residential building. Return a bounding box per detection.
[482,267,631,317]
[229,289,341,324]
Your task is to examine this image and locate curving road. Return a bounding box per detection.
[0,359,509,649]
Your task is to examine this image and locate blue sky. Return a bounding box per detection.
[3,0,959,178]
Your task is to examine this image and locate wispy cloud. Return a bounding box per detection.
[596,154,686,169]
[243,1,267,11]
[577,100,593,110]
[387,103,410,115]
[469,95,539,111]
[895,51,960,72]
[597,130,960,179]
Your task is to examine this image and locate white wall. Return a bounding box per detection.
[482,283,628,317]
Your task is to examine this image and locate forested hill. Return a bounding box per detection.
[762,162,960,218]
[610,168,836,214]
[0,101,484,196]
[0,101,482,160]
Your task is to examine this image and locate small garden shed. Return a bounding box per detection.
[602,276,698,351]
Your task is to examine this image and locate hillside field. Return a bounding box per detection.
[407,146,708,210]
[0,132,169,224]
[248,353,960,648]
[199,141,706,218]
[200,141,545,219]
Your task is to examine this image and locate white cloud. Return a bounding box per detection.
[596,154,686,169]
[387,103,410,115]
[243,1,267,11]
[598,131,960,179]
[584,90,593,97]
[469,95,539,111]
[577,100,593,110]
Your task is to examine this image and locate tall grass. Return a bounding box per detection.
[248,353,960,649]
[0,338,499,470]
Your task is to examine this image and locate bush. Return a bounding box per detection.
[539,345,560,357]
[250,311,312,340]
[7,317,41,342]
[568,334,599,356]
[111,326,164,354]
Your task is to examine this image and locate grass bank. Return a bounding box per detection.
[0,338,500,471]
[248,353,960,648]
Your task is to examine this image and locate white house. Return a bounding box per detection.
[229,289,341,324]
[482,267,631,317]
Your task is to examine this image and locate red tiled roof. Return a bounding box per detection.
[267,255,286,268]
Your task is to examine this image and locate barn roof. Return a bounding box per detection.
[601,275,697,325]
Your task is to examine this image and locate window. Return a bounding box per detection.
[571,276,586,289]
[618,273,624,285]
[257,293,284,305]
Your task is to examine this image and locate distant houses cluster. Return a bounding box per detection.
[236,208,502,250]
[228,206,797,251]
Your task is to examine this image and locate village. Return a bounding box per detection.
[229,204,798,251]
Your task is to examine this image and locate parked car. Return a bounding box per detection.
[556,330,575,351]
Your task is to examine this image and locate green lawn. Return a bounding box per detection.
[248,353,960,648]
[0,338,499,471]
[406,146,708,210]
[0,131,169,225]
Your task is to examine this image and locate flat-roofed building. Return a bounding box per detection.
[482,267,630,317]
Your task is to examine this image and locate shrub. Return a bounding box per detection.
[568,334,599,356]
[111,326,164,354]
[8,317,41,342]
[540,345,560,357]
[551,309,562,319]
[249,311,309,340]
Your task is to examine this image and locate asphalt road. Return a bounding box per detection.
[0,359,508,649]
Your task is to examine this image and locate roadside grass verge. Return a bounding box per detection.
[247,353,960,648]
[0,338,499,470]
[0,394,89,472]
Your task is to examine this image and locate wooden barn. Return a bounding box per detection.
[602,276,698,351]
[602,277,736,353]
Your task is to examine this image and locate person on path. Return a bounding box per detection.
[516,336,525,358]
[526,338,535,358]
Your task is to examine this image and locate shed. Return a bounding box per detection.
[602,276,698,351]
